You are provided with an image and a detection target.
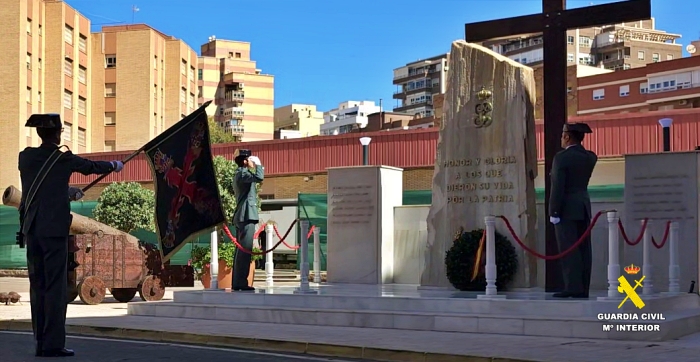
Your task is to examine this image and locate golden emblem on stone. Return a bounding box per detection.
[473,86,493,128]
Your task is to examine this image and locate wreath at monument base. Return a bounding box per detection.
[445,228,519,291]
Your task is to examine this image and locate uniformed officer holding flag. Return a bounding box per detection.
[18,114,124,357]
[549,122,598,299]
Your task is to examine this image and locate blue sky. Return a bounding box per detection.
[66,0,695,111]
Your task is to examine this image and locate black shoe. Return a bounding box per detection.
[233,286,255,292]
[39,348,74,357]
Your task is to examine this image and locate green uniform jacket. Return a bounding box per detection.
[232,164,264,223]
[549,144,598,220]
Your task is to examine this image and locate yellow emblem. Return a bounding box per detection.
[617,264,645,309]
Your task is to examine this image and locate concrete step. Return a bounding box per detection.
[127,300,700,341]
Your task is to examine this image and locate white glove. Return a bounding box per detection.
[68,187,84,201]
[111,160,124,172]
[549,216,560,225]
[248,156,261,166]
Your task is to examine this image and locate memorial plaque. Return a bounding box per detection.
[422,41,539,289]
[328,185,376,225]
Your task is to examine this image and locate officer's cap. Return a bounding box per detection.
[25,114,63,130]
[563,123,592,134]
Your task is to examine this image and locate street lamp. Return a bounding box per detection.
[359,137,372,165]
[658,118,673,152]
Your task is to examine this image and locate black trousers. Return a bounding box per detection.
[232,221,256,288]
[554,219,592,295]
[26,235,68,351]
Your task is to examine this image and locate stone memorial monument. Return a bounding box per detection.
[422,41,539,289]
[326,165,403,284]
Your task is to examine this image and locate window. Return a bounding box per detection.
[578,36,591,47]
[189,93,195,109]
[181,59,187,75]
[228,52,234,58]
[592,89,605,100]
[105,83,116,97]
[154,55,158,69]
[78,127,86,146]
[235,52,241,58]
[38,58,42,69]
[63,90,73,109]
[104,141,116,151]
[567,53,574,62]
[197,69,203,80]
[37,91,42,102]
[619,85,630,97]
[189,66,195,81]
[180,87,186,103]
[27,18,32,34]
[64,58,73,77]
[105,55,116,68]
[153,84,157,98]
[38,24,42,36]
[652,53,660,62]
[64,25,73,45]
[667,54,674,61]
[78,34,87,53]
[567,87,572,94]
[63,123,72,141]
[78,66,86,84]
[26,87,31,103]
[78,96,86,114]
[104,112,116,125]
[198,86,203,98]
[26,53,31,69]
[567,36,574,45]
[638,51,645,60]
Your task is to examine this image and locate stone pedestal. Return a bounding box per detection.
[326,165,403,284]
[422,41,538,289]
[624,152,699,292]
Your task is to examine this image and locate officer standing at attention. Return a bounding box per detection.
[18,114,124,357]
[549,122,598,299]
[231,149,264,291]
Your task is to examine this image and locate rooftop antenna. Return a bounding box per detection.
[131,5,139,24]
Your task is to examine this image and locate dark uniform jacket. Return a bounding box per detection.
[18,144,115,238]
[232,165,264,224]
[549,144,598,221]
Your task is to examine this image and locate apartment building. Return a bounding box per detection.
[532,64,612,119]
[320,101,381,135]
[484,19,681,71]
[198,38,274,142]
[90,24,197,152]
[392,54,449,117]
[577,56,700,116]
[274,104,324,138]
[0,0,92,188]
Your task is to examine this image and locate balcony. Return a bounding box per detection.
[393,100,433,113]
[393,67,441,84]
[225,89,245,106]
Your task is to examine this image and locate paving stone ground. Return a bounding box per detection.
[3,277,700,362]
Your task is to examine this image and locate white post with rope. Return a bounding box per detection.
[642,220,654,295]
[210,227,219,290]
[294,220,317,294]
[665,221,681,294]
[265,223,274,287]
[604,211,621,299]
[313,226,321,283]
[478,216,505,300]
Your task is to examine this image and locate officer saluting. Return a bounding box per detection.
[18,114,124,357]
[231,149,264,291]
[549,122,598,299]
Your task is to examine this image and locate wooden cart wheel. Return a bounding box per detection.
[67,287,79,304]
[139,275,165,302]
[110,288,137,303]
[78,276,106,305]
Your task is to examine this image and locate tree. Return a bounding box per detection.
[93,182,155,233]
[208,117,238,144]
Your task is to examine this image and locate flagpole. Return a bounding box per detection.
[80,100,212,193]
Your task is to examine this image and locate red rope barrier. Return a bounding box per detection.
[221,220,298,255]
[617,219,648,246]
[497,211,604,260]
[651,221,672,249]
[272,224,315,250]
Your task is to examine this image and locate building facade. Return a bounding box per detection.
[273,104,324,138]
[90,24,197,152]
[484,19,682,71]
[198,38,274,142]
[392,54,449,118]
[320,101,381,135]
[0,0,92,188]
[577,56,700,115]
[533,64,612,119]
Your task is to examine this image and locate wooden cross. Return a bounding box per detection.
[464,0,651,292]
